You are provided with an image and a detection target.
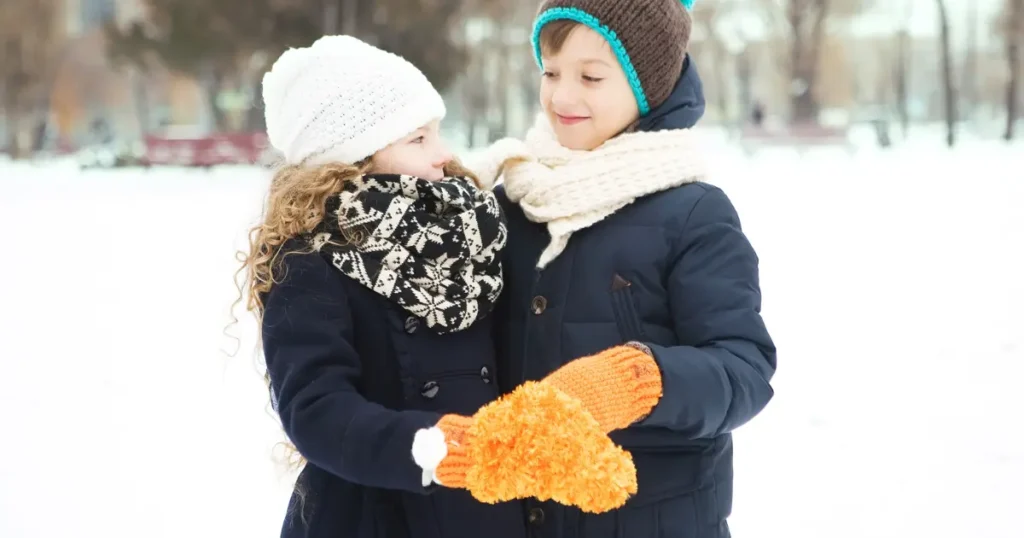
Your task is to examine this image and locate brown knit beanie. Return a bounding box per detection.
[532,0,693,115]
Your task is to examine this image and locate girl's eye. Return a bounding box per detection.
[410,136,425,144]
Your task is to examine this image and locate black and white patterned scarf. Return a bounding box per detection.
[309,174,506,334]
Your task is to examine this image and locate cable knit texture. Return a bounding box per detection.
[541,346,663,432]
[262,35,446,166]
[420,382,640,513]
[468,114,707,267]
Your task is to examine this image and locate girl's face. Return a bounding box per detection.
[372,119,453,181]
[539,25,639,151]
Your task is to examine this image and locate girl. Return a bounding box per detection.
[242,36,639,538]
[472,1,778,537]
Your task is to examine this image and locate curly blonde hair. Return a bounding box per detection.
[229,156,482,473]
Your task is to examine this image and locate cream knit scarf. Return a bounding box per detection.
[471,115,707,268]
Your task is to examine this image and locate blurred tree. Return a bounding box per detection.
[368,0,469,99]
[758,0,868,123]
[962,0,979,117]
[690,0,735,122]
[0,0,63,157]
[935,0,956,146]
[894,0,913,137]
[457,0,536,143]
[106,0,469,132]
[105,0,320,131]
[999,0,1022,140]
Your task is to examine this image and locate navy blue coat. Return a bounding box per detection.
[493,57,776,538]
[261,245,528,538]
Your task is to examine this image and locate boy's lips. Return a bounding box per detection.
[555,113,589,126]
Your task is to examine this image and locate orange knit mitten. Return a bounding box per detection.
[541,344,663,432]
[412,382,639,513]
[433,414,474,488]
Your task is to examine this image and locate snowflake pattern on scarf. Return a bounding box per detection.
[310,174,506,334]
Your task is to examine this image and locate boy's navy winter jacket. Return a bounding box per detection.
[261,245,527,538]
[493,56,777,538]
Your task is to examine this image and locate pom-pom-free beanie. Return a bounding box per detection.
[532,0,694,115]
[262,35,447,166]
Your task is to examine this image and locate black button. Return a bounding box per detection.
[421,381,439,399]
[528,507,545,525]
[531,296,547,315]
[404,316,419,334]
[480,366,491,383]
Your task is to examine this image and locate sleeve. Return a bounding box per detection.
[261,250,442,492]
[637,186,777,439]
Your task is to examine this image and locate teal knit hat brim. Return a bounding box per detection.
[531,8,651,115]
[531,0,695,116]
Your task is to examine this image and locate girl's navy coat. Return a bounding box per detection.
[261,244,528,538]
[493,57,777,538]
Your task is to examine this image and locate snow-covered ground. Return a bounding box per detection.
[1,140,1021,538]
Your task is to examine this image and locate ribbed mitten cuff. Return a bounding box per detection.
[542,345,663,432]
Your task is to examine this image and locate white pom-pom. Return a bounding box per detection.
[411,426,448,487]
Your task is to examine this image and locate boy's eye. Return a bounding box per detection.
[583,75,603,83]
[542,71,558,78]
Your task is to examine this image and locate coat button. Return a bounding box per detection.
[420,381,439,399]
[527,507,545,525]
[480,366,491,383]
[531,296,547,315]
[404,316,419,334]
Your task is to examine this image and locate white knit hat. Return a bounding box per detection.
[262,35,447,166]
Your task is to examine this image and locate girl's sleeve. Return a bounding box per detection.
[261,250,441,492]
[638,185,777,439]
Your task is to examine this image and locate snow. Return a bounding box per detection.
[1,141,1022,538]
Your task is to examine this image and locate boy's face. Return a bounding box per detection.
[539,25,640,151]
[373,119,452,181]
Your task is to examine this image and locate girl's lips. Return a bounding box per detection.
[556,114,589,125]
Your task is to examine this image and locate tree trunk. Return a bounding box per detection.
[341,0,358,36]
[962,0,978,118]
[895,28,910,137]
[787,0,829,123]
[323,0,339,34]
[711,40,730,121]
[132,69,150,137]
[202,68,229,132]
[737,50,752,123]
[936,0,957,147]
[245,90,266,132]
[5,107,28,158]
[495,20,510,140]
[788,8,811,122]
[1005,0,1022,141]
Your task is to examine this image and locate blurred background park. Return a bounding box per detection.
[0,0,1021,164]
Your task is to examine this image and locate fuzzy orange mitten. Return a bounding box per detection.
[413,382,638,513]
[541,344,664,432]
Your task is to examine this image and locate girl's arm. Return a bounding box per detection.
[262,251,441,493]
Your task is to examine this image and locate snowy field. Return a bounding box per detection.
[1,139,1022,538]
